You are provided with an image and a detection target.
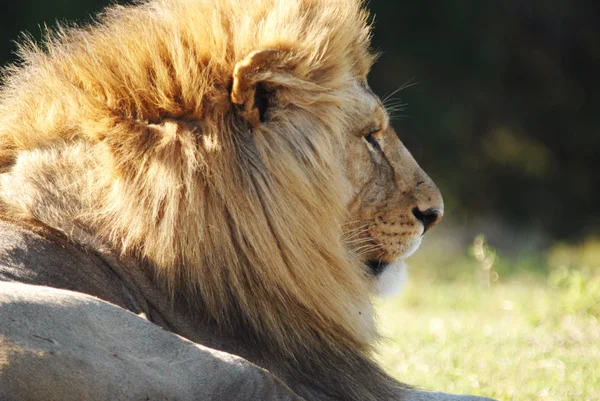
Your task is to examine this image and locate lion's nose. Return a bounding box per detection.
[412,207,443,234]
[411,179,444,234]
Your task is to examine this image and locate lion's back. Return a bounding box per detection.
[0,219,143,313]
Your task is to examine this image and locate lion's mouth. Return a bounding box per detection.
[366,260,389,276]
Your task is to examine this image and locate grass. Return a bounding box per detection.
[375,236,600,401]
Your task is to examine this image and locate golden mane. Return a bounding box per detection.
[0,0,378,356]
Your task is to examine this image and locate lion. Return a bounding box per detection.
[0,0,495,400]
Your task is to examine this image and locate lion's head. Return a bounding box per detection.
[342,82,444,297]
[0,0,441,358]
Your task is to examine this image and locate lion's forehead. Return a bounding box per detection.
[344,81,389,132]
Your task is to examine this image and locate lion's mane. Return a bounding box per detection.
[0,0,378,357]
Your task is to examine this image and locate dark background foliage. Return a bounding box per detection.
[1,0,598,246]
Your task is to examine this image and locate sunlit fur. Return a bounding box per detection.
[0,0,380,358]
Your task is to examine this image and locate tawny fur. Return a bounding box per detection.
[0,0,379,357]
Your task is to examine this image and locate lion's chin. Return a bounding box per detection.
[375,259,407,298]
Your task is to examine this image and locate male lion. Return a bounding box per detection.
[0,0,495,400]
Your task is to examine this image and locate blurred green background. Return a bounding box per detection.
[1,1,598,400]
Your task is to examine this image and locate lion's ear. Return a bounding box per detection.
[231,49,292,128]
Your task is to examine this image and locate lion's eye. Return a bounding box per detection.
[364,129,383,152]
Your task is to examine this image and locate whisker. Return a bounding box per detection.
[343,226,369,237]
[381,77,419,105]
[344,237,373,245]
[343,232,370,243]
[384,99,408,108]
[385,101,408,109]
[386,107,407,115]
[342,223,370,231]
[352,243,378,252]
[352,243,382,256]
[342,225,370,240]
